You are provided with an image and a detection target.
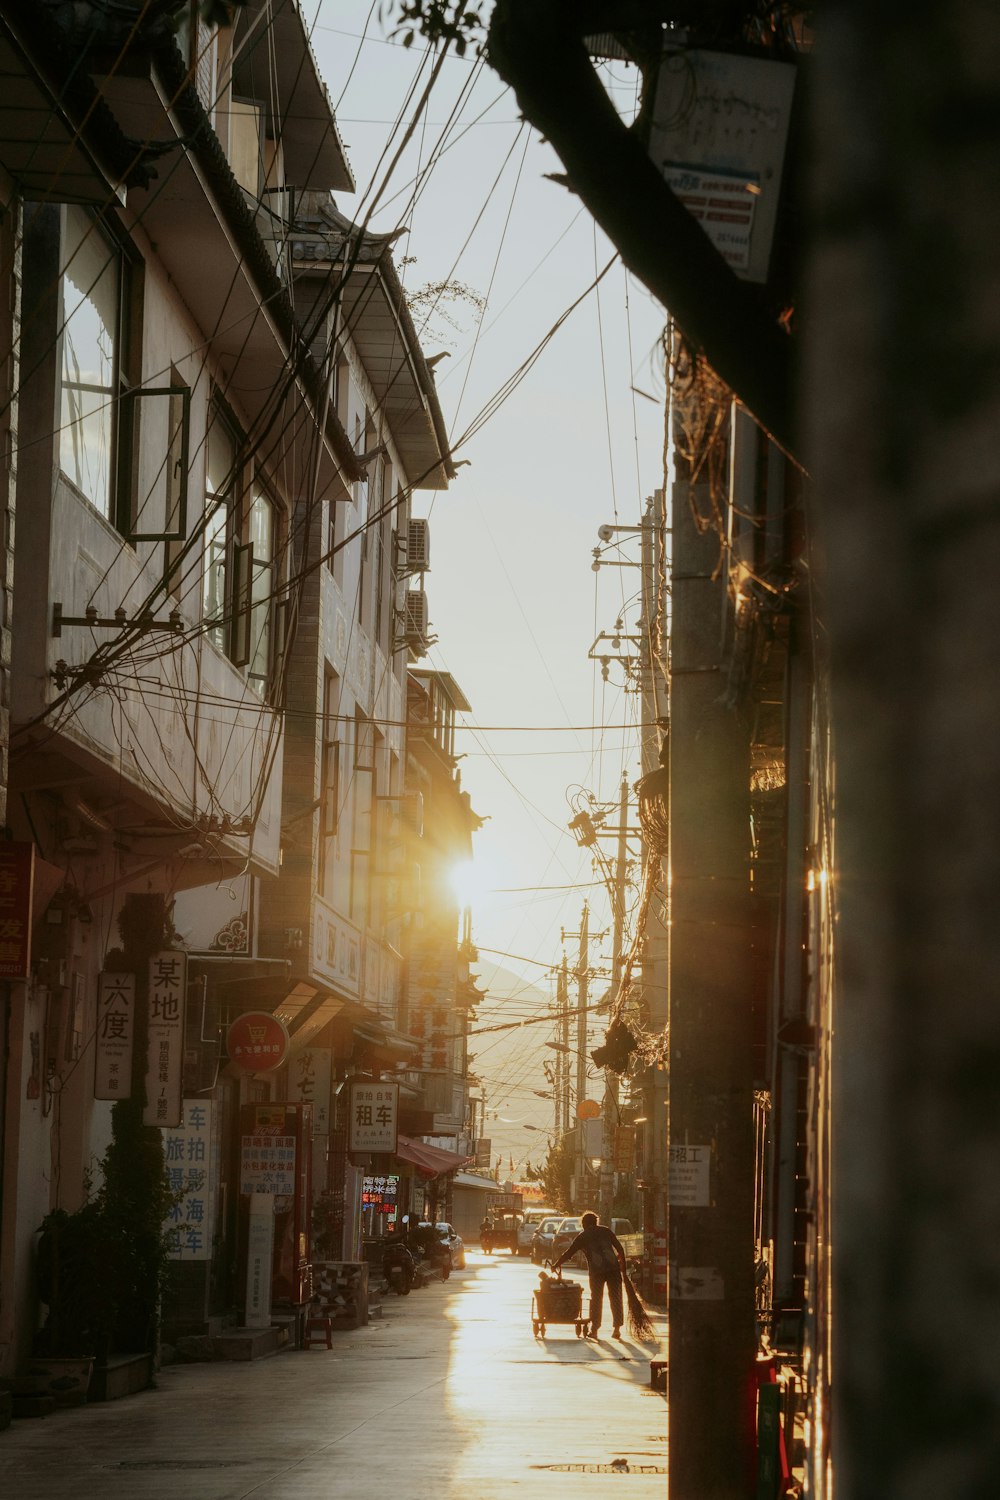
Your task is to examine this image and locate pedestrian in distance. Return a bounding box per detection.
[550,1211,626,1339]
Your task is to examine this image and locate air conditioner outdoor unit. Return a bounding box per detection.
[405,588,429,644]
[407,517,430,574]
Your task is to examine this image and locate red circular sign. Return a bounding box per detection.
[227,1011,289,1073]
[576,1098,601,1121]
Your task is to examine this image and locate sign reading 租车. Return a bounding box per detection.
[143,950,186,1129]
[349,1080,399,1154]
[94,971,135,1100]
[0,841,34,979]
[162,1100,215,1260]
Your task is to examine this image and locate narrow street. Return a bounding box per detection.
[1,1254,667,1498]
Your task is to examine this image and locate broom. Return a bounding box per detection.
[622,1267,656,1341]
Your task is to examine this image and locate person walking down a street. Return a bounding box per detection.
[550,1211,627,1339]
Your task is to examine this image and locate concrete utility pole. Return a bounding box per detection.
[668,457,756,1497]
[559,955,570,1135]
[638,490,669,1263]
[599,773,630,1222]
[570,903,589,1208]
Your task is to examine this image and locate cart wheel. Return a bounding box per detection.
[532,1319,540,1335]
[539,1324,546,1336]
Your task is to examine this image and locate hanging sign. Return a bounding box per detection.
[349,1080,399,1153]
[0,841,34,978]
[289,1045,332,1134]
[162,1100,215,1261]
[95,971,135,1099]
[227,1010,289,1073]
[143,950,186,1128]
[667,1143,712,1206]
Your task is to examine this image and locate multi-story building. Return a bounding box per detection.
[0,0,462,1372]
[397,668,484,1218]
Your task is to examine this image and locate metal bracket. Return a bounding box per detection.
[52,602,183,639]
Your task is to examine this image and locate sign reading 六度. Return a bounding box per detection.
[349,1080,399,1154]
[667,1143,711,1206]
[143,950,186,1128]
[95,971,135,1100]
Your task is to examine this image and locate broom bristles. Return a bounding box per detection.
[623,1269,656,1341]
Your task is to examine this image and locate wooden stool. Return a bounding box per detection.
[304,1316,333,1349]
[649,1359,667,1391]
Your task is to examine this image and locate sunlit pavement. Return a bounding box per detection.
[0,1252,666,1498]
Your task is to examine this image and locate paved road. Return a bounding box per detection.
[1,1251,667,1499]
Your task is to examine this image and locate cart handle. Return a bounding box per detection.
[544,1260,563,1280]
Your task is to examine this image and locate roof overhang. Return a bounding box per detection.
[394,1134,471,1178]
[231,1,354,193]
[0,12,127,203]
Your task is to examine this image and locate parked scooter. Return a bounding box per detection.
[409,1221,452,1281]
[382,1235,414,1295]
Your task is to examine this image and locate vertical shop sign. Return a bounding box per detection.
[349,1080,399,1153]
[245,1191,274,1329]
[94,971,135,1100]
[289,1046,332,1135]
[143,949,186,1128]
[0,841,34,978]
[162,1100,215,1260]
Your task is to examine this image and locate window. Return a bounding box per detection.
[319,672,341,896]
[203,398,284,698]
[58,206,136,522]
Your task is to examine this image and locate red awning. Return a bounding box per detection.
[394,1135,471,1179]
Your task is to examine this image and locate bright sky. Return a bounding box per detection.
[312,4,667,1171]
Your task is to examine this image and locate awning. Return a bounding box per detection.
[452,1171,499,1193]
[394,1136,472,1179]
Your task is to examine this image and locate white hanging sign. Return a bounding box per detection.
[94,971,135,1100]
[143,949,186,1128]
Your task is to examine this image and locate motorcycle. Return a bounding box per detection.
[381,1236,414,1295]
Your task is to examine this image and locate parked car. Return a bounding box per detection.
[516,1210,552,1256]
[548,1216,584,1265]
[530,1216,564,1264]
[434,1222,466,1270]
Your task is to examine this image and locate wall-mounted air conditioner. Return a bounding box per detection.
[406,518,430,574]
[405,588,430,654]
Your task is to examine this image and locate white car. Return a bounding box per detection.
[435,1222,466,1270]
[516,1211,552,1256]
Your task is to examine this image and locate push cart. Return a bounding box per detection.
[532,1268,587,1337]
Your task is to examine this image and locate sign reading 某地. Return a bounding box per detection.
[143,950,186,1128]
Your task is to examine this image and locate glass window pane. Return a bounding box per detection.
[59,206,119,516]
[203,502,227,650]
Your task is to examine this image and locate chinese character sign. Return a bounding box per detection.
[162,1100,215,1260]
[95,971,135,1100]
[667,1143,712,1206]
[362,1173,400,1229]
[239,1134,297,1195]
[349,1081,398,1154]
[0,841,33,979]
[227,1011,289,1073]
[289,1046,332,1134]
[143,950,186,1129]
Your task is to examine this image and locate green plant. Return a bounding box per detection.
[34,1141,180,1359]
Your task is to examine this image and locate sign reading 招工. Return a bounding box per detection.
[162,1100,215,1260]
[667,1143,711,1206]
[0,841,34,979]
[143,950,186,1128]
[94,971,135,1100]
[349,1080,398,1154]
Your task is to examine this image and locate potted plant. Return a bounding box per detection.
[27,1199,112,1403]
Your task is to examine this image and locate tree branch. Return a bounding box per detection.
[487,0,796,455]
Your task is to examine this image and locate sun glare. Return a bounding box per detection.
[448,859,486,911]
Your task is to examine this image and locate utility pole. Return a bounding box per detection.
[668,434,755,1496]
[599,773,630,1221]
[560,905,590,1209]
[559,954,570,1135]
